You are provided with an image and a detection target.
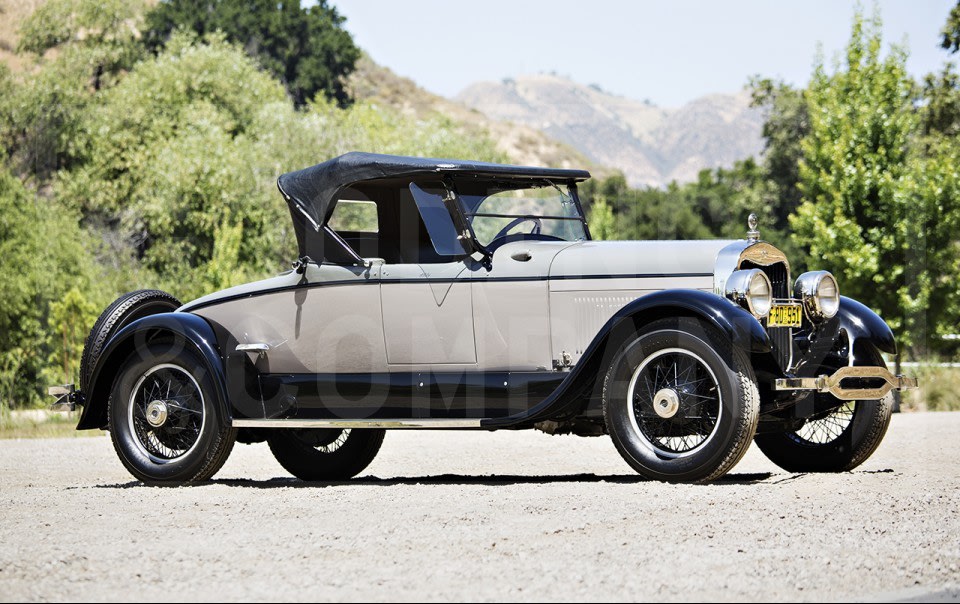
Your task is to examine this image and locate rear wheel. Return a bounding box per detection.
[268,429,385,481]
[108,344,236,484]
[754,344,892,472]
[602,317,760,483]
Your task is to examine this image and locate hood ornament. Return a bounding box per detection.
[747,212,760,242]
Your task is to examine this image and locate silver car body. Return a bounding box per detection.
[74,153,916,435]
[182,239,728,374]
[63,153,925,485]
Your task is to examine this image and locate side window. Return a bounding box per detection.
[326,198,381,262]
[328,199,378,233]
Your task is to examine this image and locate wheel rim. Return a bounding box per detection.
[293,428,351,453]
[791,402,855,445]
[127,364,206,463]
[627,347,723,458]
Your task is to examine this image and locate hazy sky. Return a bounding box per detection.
[334,0,956,107]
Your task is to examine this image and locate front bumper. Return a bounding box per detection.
[774,366,919,401]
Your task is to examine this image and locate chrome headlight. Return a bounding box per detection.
[794,271,839,321]
[725,269,772,318]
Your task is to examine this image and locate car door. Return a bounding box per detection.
[380,260,476,365]
[472,240,578,371]
[380,182,477,367]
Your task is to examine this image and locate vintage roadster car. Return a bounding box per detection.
[53,152,918,484]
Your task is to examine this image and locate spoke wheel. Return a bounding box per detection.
[293,428,351,453]
[109,344,236,484]
[128,364,206,463]
[603,317,759,483]
[791,403,854,445]
[628,348,722,457]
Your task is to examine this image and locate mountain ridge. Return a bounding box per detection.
[346,56,601,175]
[456,74,765,187]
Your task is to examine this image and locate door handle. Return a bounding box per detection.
[510,250,532,262]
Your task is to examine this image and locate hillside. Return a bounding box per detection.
[3,0,756,187]
[0,0,45,72]
[346,56,602,174]
[457,74,765,187]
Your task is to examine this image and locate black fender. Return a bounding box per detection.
[836,295,897,356]
[483,289,770,428]
[77,312,228,430]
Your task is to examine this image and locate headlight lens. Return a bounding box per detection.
[794,271,840,321]
[725,269,772,318]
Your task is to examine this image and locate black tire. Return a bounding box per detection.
[108,343,237,484]
[81,290,181,392]
[602,317,760,483]
[754,344,893,472]
[268,429,385,481]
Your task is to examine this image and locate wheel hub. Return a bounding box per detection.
[652,388,681,419]
[146,400,169,427]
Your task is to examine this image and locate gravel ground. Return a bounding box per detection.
[1,412,958,602]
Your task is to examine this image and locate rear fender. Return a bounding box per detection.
[77,313,227,430]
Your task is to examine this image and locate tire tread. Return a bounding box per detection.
[268,429,385,481]
[601,317,760,483]
[107,345,236,485]
[81,289,181,391]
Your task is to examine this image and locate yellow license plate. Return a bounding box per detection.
[768,303,803,328]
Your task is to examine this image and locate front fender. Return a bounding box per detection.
[609,289,772,354]
[77,312,227,430]
[836,296,897,356]
[483,289,770,428]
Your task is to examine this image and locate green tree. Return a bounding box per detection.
[0,166,102,406]
[749,77,809,230]
[941,1,960,54]
[900,140,960,353]
[1,0,148,180]
[919,66,960,140]
[43,288,99,387]
[0,50,98,180]
[791,13,938,352]
[578,173,714,241]
[53,31,505,301]
[17,0,147,90]
[587,193,617,240]
[921,0,960,144]
[685,160,770,236]
[56,32,291,296]
[145,0,359,106]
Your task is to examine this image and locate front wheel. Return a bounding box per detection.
[602,317,760,483]
[754,344,893,473]
[108,343,237,484]
[268,428,385,481]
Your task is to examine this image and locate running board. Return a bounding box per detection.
[232,418,485,429]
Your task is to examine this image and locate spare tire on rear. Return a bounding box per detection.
[80,289,182,392]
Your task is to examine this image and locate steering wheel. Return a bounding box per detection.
[491,216,542,242]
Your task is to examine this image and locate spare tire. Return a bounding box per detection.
[79,289,181,392]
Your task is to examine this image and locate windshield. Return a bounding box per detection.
[457,181,588,247]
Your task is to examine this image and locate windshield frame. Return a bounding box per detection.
[452,177,592,249]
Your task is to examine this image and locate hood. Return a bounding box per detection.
[548,239,735,280]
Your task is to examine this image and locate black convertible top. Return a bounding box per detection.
[277,152,591,233]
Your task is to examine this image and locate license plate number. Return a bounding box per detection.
[768,303,802,328]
